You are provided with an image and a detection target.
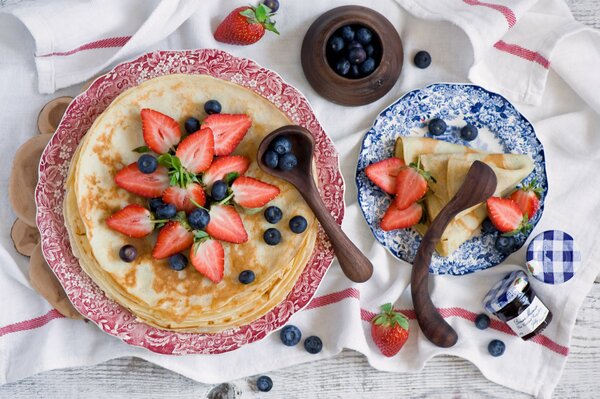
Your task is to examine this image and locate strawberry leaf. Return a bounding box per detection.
[240,9,256,20]
[264,22,279,34]
[255,4,268,22]
[132,145,150,153]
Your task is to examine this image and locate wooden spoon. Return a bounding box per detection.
[411,160,497,347]
[257,125,373,283]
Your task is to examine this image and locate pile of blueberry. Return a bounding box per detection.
[427,117,479,142]
[263,135,298,171]
[327,24,380,79]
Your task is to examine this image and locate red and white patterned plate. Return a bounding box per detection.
[35,49,344,355]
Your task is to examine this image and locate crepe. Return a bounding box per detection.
[395,137,534,256]
[64,74,318,332]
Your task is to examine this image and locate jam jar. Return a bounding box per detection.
[483,270,552,340]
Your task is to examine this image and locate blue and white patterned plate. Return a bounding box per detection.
[356,83,548,275]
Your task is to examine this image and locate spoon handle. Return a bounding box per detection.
[301,185,373,283]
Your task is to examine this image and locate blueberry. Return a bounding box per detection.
[280,325,301,346]
[335,59,351,76]
[304,336,323,354]
[349,64,360,78]
[119,245,137,262]
[428,118,447,136]
[155,203,177,219]
[481,218,496,234]
[263,228,281,245]
[340,25,354,42]
[188,208,210,230]
[414,50,432,69]
[239,270,256,284]
[204,100,222,115]
[256,375,273,392]
[365,44,375,57]
[346,40,363,51]
[356,27,373,45]
[184,117,200,134]
[495,235,515,255]
[211,180,228,201]
[137,154,158,174]
[168,253,188,271]
[271,136,292,155]
[360,57,376,75]
[279,153,298,171]
[149,197,165,213]
[289,215,307,234]
[460,124,478,141]
[475,313,491,330]
[328,36,344,53]
[264,206,283,224]
[263,0,279,12]
[488,339,506,357]
[262,150,279,169]
[347,48,367,65]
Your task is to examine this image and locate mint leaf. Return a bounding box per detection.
[158,153,174,168]
[224,172,239,185]
[193,230,209,240]
[132,145,150,153]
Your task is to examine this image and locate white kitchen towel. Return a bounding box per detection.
[1,1,599,398]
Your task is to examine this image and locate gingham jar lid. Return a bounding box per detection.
[526,230,581,284]
[483,270,529,314]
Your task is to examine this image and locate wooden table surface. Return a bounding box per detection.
[2,1,599,398]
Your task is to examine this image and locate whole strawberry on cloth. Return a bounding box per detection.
[371,303,410,357]
[214,3,279,46]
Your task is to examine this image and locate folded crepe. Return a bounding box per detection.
[395,137,534,256]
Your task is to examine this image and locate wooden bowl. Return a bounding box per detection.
[301,6,403,106]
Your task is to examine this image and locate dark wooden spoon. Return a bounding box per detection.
[257,125,373,283]
[411,160,497,347]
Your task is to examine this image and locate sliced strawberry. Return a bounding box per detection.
[231,176,280,208]
[365,158,406,194]
[509,186,541,221]
[486,197,530,233]
[205,204,248,243]
[175,127,214,173]
[203,114,252,156]
[141,108,181,154]
[394,163,434,210]
[152,221,194,259]
[202,155,250,188]
[380,202,422,231]
[106,204,154,238]
[190,239,224,283]
[162,183,206,213]
[114,163,170,198]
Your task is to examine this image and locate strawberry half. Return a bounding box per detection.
[371,303,410,357]
[509,182,541,220]
[365,158,406,194]
[162,183,206,214]
[380,202,422,231]
[141,108,181,154]
[114,163,170,198]
[486,197,530,234]
[152,220,194,259]
[395,163,435,210]
[231,176,280,208]
[205,204,248,243]
[202,155,250,188]
[106,204,154,238]
[175,127,214,173]
[203,114,252,156]
[214,5,279,46]
[190,239,225,283]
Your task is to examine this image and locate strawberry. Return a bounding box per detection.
[205,204,248,243]
[365,158,406,194]
[371,303,410,357]
[175,127,214,173]
[509,181,542,220]
[395,162,435,210]
[114,163,170,198]
[140,109,182,154]
[106,204,154,238]
[214,4,279,46]
[486,197,531,234]
[380,202,423,231]
[202,155,250,188]
[231,176,280,208]
[190,239,225,283]
[162,183,206,213]
[203,114,252,156]
[152,220,194,259]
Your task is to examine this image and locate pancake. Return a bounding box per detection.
[64,74,318,332]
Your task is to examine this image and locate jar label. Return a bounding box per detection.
[506,296,549,337]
